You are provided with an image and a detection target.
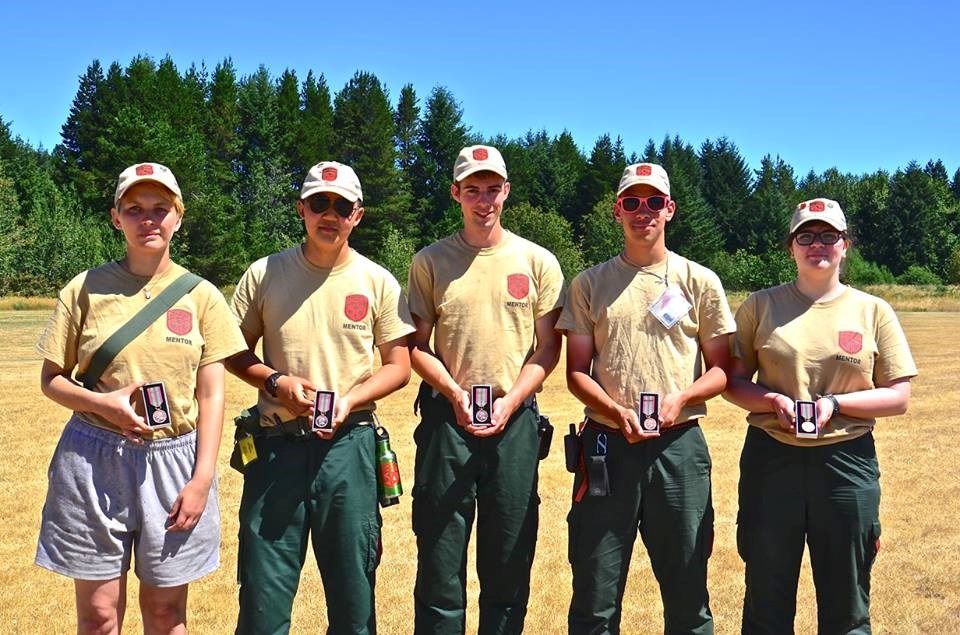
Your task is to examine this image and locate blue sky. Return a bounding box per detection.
[2,0,958,178]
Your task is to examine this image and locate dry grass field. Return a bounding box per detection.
[2,308,958,634]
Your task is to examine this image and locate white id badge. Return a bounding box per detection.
[649,285,692,329]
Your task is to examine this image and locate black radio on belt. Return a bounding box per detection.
[564,423,581,473]
[536,414,554,460]
[588,431,611,497]
[141,382,173,428]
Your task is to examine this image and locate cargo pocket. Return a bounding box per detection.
[411,484,424,536]
[735,509,749,563]
[566,508,580,566]
[364,516,383,574]
[702,506,715,564]
[867,520,881,569]
[236,530,246,585]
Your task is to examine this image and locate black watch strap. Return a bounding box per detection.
[265,371,285,397]
[824,394,841,417]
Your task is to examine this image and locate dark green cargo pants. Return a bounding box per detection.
[236,423,381,635]
[567,421,714,635]
[412,385,541,635]
[738,426,882,635]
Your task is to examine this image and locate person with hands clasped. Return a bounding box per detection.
[725,199,917,634]
[557,163,734,635]
[407,145,565,634]
[35,163,247,634]
[227,161,414,634]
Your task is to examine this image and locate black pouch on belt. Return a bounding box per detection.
[588,431,611,497]
[564,423,581,473]
[537,414,554,460]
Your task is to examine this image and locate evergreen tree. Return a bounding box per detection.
[412,85,469,242]
[55,60,110,213]
[276,69,302,184]
[883,163,952,275]
[580,192,622,267]
[393,84,420,236]
[850,171,890,267]
[237,66,298,257]
[575,134,626,230]
[699,137,752,251]
[653,136,721,263]
[744,155,794,252]
[502,202,585,279]
[552,131,588,227]
[332,71,410,252]
[299,71,334,168]
[395,84,421,176]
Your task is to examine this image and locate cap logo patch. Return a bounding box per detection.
[344,294,369,322]
[472,148,489,161]
[321,167,338,181]
[136,164,154,176]
[638,165,652,176]
[839,331,862,354]
[507,273,530,299]
[166,309,193,336]
[809,201,826,212]
[798,202,807,210]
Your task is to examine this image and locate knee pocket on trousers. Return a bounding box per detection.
[867,520,881,568]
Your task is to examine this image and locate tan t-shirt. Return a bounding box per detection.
[407,230,565,395]
[732,283,918,446]
[557,252,735,428]
[36,262,247,439]
[231,246,415,427]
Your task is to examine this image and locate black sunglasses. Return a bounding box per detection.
[618,195,669,213]
[794,230,844,246]
[306,195,355,218]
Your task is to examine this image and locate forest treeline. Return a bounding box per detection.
[1,55,958,295]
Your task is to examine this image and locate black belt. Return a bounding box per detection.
[242,410,373,439]
[584,417,698,434]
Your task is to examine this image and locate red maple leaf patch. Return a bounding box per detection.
[166,309,192,336]
[344,294,369,321]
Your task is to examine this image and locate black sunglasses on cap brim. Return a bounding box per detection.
[306,194,356,218]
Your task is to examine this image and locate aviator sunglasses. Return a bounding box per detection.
[794,230,844,246]
[306,194,356,218]
[617,195,670,213]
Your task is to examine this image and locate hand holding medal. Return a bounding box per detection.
[795,400,819,439]
[311,390,337,437]
[96,381,154,443]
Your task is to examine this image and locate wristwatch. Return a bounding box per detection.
[823,394,841,417]
[264,371,286,398]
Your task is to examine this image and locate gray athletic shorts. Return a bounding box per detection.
[36,417,221,587]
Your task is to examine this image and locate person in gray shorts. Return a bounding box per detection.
[34,163,246,633]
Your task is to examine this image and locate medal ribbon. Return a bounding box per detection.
[641,394,656,417]
[318,393,332,412]
[147,386,164,407]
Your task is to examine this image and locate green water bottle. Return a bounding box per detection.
[375,425,402,507]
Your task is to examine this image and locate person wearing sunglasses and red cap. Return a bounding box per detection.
[725,198,916,634]
[406,145,565,634]
[35,163,247,634]
[227,161,415,634]
[557,162,734,634]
